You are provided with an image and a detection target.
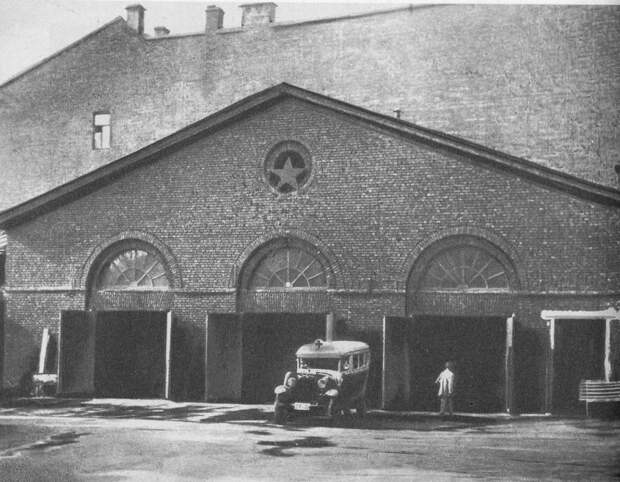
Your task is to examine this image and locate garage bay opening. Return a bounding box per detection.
[553,318,605,414]
[409,316,506,412]
[58,310,173,399]
[205,312,327,403]
[94,311,167,398]
[241,313,326,403]
[384,315,508,413]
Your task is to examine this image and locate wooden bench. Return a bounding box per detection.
[32,373,58,396]
[579,380,620,417]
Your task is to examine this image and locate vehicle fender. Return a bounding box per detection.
[325,388,339,398]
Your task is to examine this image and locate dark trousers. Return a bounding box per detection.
[439,395,453,415]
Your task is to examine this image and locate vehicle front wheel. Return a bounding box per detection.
[273,402,287,425]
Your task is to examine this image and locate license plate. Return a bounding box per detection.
[293,402,311,411]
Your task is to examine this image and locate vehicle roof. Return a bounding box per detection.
[296,339,369,358]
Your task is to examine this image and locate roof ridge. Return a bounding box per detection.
[0,82,617,228]
[145,31,205,41]
[271,4,438,30]
[0,5,431,83]
[274,83,620,202]
[210,4,436,35]
[0,16,126,89]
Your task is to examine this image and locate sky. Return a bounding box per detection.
[0,0,406,84]
[1,0,618,84]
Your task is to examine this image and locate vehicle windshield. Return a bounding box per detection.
[298,357,340,371]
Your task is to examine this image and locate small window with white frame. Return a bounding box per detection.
[93,112,111,149]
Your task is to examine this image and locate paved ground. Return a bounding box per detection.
[0,399,618,481]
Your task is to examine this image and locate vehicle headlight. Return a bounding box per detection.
[317,376,328,389]
[286,376,297,388]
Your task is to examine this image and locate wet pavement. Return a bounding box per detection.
[0,398,618,481]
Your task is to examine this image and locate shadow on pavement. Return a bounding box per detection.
[1,397,589,433]
[0,431,89,458]
[0,398,272,423]
[277,413,506,431]
[256,436,335,457]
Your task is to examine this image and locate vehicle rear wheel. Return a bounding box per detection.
[356,399,366,418]
[273,402,286,425]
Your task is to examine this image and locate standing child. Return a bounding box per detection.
[435,361,455,416]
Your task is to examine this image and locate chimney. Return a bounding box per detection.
[126,4,145,34]
[240,2,277,27]
[206,5,224,32]
[154,26,170,38]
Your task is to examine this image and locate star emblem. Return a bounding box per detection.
[269,157,306,191]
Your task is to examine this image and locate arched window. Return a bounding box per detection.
[420,245,509,290]
[241,238,330,291]
[96,246,170,290]
[250,246,327,289]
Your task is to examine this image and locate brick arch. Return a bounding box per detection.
[75,230,182,290]
[400,226,525,291]
[233,229,346,291]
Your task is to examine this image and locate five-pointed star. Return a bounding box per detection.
[269,157,306,190]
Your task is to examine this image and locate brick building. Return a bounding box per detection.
[0,4,619,413]
[1,3,620,212]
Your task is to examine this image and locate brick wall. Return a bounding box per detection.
[206,4,620,188]
[1,5,619,211]
[2,97,618,398]
[0,21,209,211]
[8,99,618,293]
[3,291,84,393]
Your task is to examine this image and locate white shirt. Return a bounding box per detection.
[435,368,454,396]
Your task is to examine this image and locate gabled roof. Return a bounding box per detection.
[0,17,128,89]
[0,4,421,89]
[144,5,420,40]
[0,82,618,229]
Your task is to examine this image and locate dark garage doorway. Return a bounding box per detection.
[58,310,172,399]
[408,316,506,413]
[94,311,167,398]
[553,319,605,414]
[205,312,327,403]
[241,313,325,403]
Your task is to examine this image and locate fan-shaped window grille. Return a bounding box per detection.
[248,245,328,290]
[97,248,170,289]
[421,246,509,290]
